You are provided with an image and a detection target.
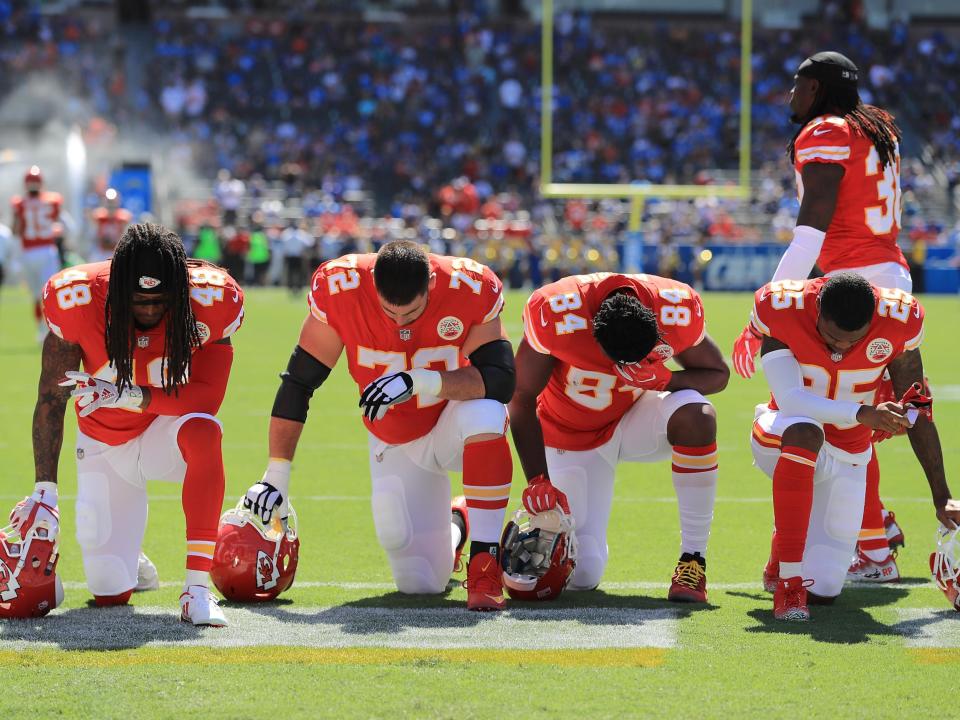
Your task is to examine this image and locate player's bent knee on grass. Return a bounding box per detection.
[666,400,717,446]
[568,534,607,590]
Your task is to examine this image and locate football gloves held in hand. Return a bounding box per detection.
[522,474,571,515]
[732,324,763,379]
[613,359,672,391]
[358,369,442,421]
[872,381,934,443]
[60,371,143,417]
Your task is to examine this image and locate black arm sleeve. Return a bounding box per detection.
[468,338,516,404]
[271,345,332,423]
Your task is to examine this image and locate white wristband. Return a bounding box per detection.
[263,458,292,498]
[408,368,443,397]
[34,481,58,505]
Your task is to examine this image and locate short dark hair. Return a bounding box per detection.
[592,291,660,364]
[373,241,431,306]
[107,223,200,394]
[819,273,875,331]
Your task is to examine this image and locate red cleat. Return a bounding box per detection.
[773,576,813,621]
[668,553,708,603]
[451,495,470,573]
[465,551,505,611]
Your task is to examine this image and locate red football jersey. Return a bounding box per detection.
[43,261,245,445]
[11,192,62,248]
[92,207,133,251]
[750,277,923,458]
[794,115,907,272]
[523,273,706,451]
[308,253,504,445]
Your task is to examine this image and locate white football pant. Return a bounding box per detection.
[547,388,712,591]
[367,398,507,595]
[751,407,868,598]
[21,244,60,299]
[74,413,222,596]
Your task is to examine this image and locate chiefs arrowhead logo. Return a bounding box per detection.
[866,338,894,364]
[138,276,161,289]
[437,316,464,341]
[0,559,21,602]
[255,549,280,590]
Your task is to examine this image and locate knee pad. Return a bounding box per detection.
[805,543,851,598]
[83,554,137,597]
[568,534,607,590]
[822,476,865,544]
[390,556,448,595]
[371,483,413,552]
[454,399,508,439]
[75,474,112,551]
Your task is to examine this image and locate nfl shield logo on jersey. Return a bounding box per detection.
[399,328,412,341]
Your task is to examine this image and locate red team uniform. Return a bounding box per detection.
[749,278,924,597]
[91,207,133,260]
[521,272,719,592]
[41,260,244,601]
[43,261,245,444]
[523,272,706,451]
[306,252,511,597]
[12,191,62,250]
[308,253,504,445]
[793,115,907,275]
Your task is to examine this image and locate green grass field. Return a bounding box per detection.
[1,284,959,719]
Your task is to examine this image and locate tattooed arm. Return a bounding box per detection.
[33,332,82,485]
[887,348,959,529]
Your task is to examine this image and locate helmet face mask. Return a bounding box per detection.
[500,508,577,601]
[0,518,62,619]
[210,500,300,602]
[931,524,960,611]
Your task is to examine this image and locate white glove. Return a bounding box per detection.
[60,371,144,417]
[9,482,59,540]
[358,368,442,421]
[244,459,291,523]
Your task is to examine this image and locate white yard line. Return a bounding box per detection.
[0,606,680,651]
[894,608,960,647]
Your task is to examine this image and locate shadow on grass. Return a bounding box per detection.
[742,584,913,644]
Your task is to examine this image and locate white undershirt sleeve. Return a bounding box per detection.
[761,348,862,426]
[771,225,826,282]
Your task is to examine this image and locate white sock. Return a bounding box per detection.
[671,446,719,555]
[779,561,803,580]
[862,547,890,563]
[450,523,462,556]
[184,570,208,589]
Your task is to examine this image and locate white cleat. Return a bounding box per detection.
[179,585,228,627]
[846,549,900,583]
[136,551,160,592]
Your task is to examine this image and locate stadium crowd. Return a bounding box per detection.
[1,3,959,284]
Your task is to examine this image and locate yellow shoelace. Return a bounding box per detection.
[673,560,705,589]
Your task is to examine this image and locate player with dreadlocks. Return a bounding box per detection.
[731,51,919,595]
[8,223,244,625]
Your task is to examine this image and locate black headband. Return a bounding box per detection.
[133,249,168,294]
[797,51,859,87]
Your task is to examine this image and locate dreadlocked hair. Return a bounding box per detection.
[106,223,200,395]
[788,83,901,168]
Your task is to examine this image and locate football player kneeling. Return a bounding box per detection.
[210,499,300,602]
[499,507,577,601]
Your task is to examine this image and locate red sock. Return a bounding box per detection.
[858,450,888,559]
[773,445,818,566]
[177,418,225,572]
[462,436,512,545]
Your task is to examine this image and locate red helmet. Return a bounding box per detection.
[210,500,300,602]
[931,523,960,612]
[0,517,62,619]
[500,507,577,601]
[24,165,43,189]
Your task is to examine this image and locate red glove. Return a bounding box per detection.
[732,324,763,379]
[613,360,672,391]
[522,474,570,515]
[872,380,933,443]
